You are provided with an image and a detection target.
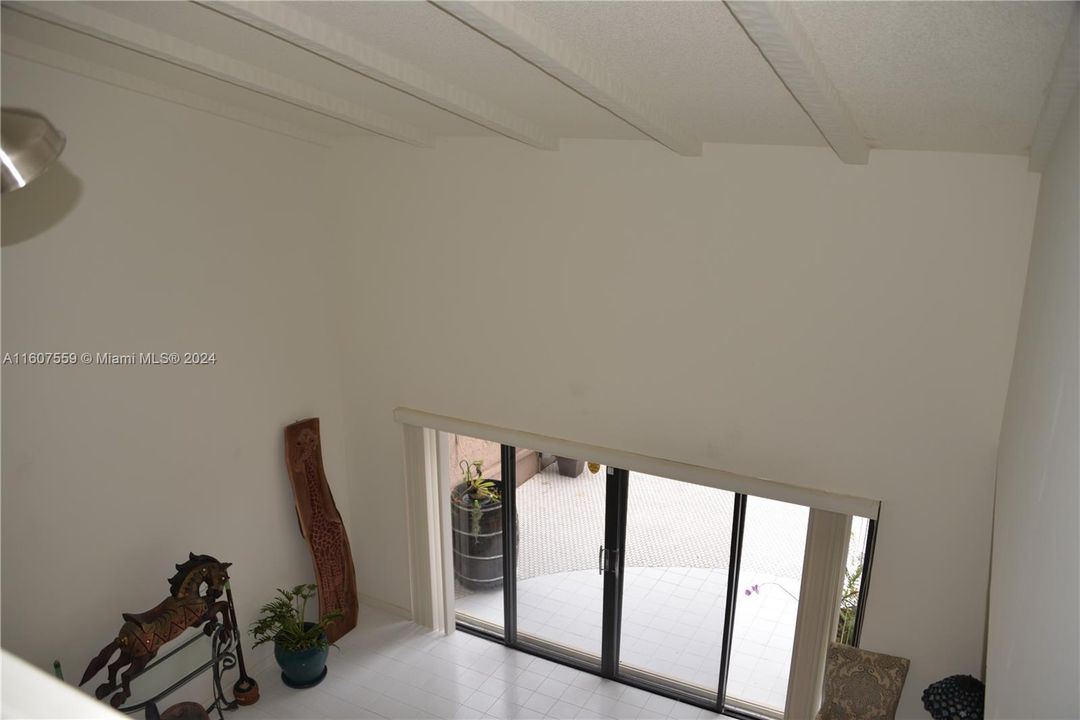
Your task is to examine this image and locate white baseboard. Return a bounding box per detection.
[358,592,414,620]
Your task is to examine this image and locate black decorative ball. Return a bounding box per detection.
[922,674,985,720]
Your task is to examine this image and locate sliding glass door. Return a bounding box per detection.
[618,471,735,697]
[727,497,809,714]
[513,450,607,666]
[451,442,875,719]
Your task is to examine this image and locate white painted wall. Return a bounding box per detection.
[328,138,1039,718]
[1,51,1051,720]
[985,92,1079,720]
[1,56,349,685]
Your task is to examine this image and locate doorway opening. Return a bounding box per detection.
[440,433,876,719]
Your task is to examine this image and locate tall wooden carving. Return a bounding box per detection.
[284,418,358,642]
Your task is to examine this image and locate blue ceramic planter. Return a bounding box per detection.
[274,623,329,688]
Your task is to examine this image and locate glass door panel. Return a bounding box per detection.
[838,515,872,645]
[618,471,735,693]
[447,439,850,718]
[514,452,605,662]
[450,433,509,633]
[726,496,809,714]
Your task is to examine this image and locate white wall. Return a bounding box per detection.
[1,51,1052,720]
[1,56,349,684]
[329,138,1039,718]
[986,92,1079,720]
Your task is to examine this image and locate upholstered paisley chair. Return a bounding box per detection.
[816,642,910,720]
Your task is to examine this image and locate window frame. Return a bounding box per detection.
[398,411,879,719]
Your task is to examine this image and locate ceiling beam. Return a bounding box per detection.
[1,33,333,148]
[726,1,869,165]
[1028,4,1079,173]
[6,1,433,147]
[199,1,558,151]
[432,1,702,157]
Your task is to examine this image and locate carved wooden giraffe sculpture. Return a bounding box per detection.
[284,418,358,643]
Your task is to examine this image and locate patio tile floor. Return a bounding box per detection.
[455,465,810,713]
[457,566,798,711]
[451,457,875,717]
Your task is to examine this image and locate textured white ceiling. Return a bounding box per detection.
[296,1,645,140]
[91,0,487,137]
[0,7,364,140]
[519,1,824,146]
[793,1,1074,154]
[1,0,1073,157]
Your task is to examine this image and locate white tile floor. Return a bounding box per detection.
[454,469,812,713]
[457,567,799,711]
[242,604,725,720]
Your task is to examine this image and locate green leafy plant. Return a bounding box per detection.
[836,561,863,645]
[453,460,501,537]
[249,584,342,652]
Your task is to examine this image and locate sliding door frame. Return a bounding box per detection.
[500,444,518,645]
[460,447,765,716]
[452,445,777,719]
[851,518,877,648]
[601,467,629,678]
[716,493,748,714]
[401,417,881,720]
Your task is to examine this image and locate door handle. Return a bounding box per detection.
[598,545,604,575]
[599,545,620,576]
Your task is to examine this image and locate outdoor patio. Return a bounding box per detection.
[455,464,813,712]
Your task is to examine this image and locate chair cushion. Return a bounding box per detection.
[816,642,910,720]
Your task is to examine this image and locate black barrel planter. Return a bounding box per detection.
[451,483,502,590]
[451,481,516,590]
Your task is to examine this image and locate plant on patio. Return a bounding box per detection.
[836,560,862,645]
[454,459,501,536]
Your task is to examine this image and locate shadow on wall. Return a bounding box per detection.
[2,161,82,246]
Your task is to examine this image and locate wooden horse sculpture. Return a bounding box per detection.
[80,554,233,708]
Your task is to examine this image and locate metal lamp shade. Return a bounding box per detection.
[1,109,66,194]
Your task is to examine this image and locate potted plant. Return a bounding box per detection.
[451,460,505,590]
[250,584,341,688]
